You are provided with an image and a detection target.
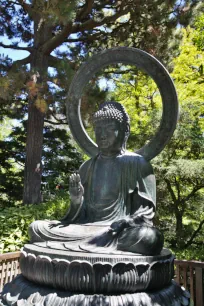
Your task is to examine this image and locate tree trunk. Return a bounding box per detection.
[23,45,49,203]
[175,211,184,246]
[23,102,44,204]
[23,15,53,204]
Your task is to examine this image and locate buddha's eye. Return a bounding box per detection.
[108,126,117,132]
[95,127,101,132]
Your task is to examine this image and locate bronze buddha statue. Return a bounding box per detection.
[29,102,163,256]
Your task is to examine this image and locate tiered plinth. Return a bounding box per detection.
[0,243,190,306]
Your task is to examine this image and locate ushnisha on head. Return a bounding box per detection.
[93,102,130,155]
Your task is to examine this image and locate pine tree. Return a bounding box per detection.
[0,0,201,203]
[0,119,83,207]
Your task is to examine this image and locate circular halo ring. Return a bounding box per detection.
[66,47,178,161]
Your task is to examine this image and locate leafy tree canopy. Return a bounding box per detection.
[0,0,201,204]
[193,13,204,50]
[107,25,204,251]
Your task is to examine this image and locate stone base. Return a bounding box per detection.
[0,275,190,306]
[20,244,174,293]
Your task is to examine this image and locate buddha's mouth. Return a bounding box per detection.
[100,142,111,148]
[100,139,108,144]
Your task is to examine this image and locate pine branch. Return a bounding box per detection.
[73,7,129,33]
[0,42,32,52]
[185,219,204,248]
[44,119,65,126]
[50,111,66,123]
[41,23,73,55]
[41,2,128,54]
[76,0,94,20]
[64,27,109,43]
[46,109,66,124]
[103,68,137,75]
[48,55,76,70]
[12,55,31,68]
[45,109,67,125]
[93,0,125,11]
[16,0,34,18]
[8,1,21,5]
[65,33,102,43]
[47,55,60,68]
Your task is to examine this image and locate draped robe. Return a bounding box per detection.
[29,152,163,255]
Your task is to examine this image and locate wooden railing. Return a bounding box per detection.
[0,252,20,292]
[0,252,204,305]
[174,259,204,306]
[0,251,21,292]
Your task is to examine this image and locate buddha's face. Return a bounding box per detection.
[94,119,124,156]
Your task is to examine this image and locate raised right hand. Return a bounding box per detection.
[69,173,84,205]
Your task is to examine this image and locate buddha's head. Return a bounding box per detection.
[93,102,130,156]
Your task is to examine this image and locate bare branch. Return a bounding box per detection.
[41,23,73,55]
[48,55,76,70]
[174,177,180,202]
[47,55,60,68]
[183,184,204,203]
[49,111,66,123]
[185,219,204,248]
[0,42,32,52]
[45,109,67,125]
[44,119,66,126]
[103,68,137,75]
[76,0,94,20]
[164,178,178,205]
[12,55,31,69]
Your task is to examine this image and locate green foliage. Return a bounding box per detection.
[153,28,204,250]
[0,193,70,254]
[172,245,204,261]
[42,126,83,191]
[1,0,201,204]
[110,68,162,150]
[164,159,204,179]
[193,13,204,50]
[0,1,203,257]
[172,27,204,94]
[0,121,24,206]
[42,1,79,25]
[0,119,83,206]
[0,118,13,140]
[109,25,204,256]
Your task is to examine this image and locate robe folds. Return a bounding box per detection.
[29,152,163,255]
[78,152,156,224]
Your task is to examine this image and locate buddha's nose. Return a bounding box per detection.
[101,129,107,139]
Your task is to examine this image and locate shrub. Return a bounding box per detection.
[172,245,204,261]
[1,193,203,262]
[0,193,69,253]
